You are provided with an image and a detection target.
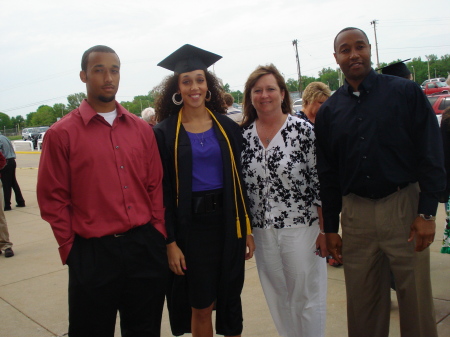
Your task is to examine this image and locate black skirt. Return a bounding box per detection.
[185,189,224,309]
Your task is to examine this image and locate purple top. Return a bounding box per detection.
[186,127,223,191]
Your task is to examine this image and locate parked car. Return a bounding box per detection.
[421,78,446,87]
[37,132,46,149]
[422,82,450,95]
[22,127,34,140]
[427,94,450,116]
[293,99,302,113]
[21,126,50,148]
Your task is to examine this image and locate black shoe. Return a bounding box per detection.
[16,204,25,207]
[4,206,11,211]
[4,248,14,257]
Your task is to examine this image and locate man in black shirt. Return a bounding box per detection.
[315,27,444,337]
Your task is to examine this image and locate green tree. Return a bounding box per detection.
[53,103,68,118]
[0,113,11,131]
[223,83,231,93]
[318,67,339,90]
[286,78,298,92]
[301,76,318,91]
[230,90,243,105]
[67,92,87,111]
[31,105,56,126]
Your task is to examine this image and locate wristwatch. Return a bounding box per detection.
[419,214,436,221]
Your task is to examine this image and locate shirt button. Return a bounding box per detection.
[362,156,367,159]
[360,137,365,140]
[128,206,131,209]
[124,186,128,189]
[358,117,363,121]
[115,146,119,149]
[366,175,371,179]
[120,166,124,169]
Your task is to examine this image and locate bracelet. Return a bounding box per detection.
[319,230,325,235]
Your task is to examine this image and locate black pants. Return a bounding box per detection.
[67,224,169,337]
[0,158,24,209]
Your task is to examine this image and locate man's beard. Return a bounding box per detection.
[98,95,115,103]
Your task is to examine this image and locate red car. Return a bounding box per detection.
[427,94,450,116]
[423,82,450,95]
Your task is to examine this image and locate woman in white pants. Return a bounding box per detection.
[241,64,327,337]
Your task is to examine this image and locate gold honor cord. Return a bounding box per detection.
[174,108,251,238]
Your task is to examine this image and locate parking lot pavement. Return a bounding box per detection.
[1,153,449,336]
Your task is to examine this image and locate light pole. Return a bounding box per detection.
[426,56,431,80]
[370,20,380,70]
[411,65,416,82]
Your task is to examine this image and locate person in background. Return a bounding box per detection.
[142,106,157,126]
[153,44,254,337]
[297,82,331,126]
[224,93,243,124]
[0,151,14,257]
[0,134,25,211]
[241,64,327,337]
[37,45,168,336]
[378,58,412,80]
[440,106,450,254]
[315,27,444,337]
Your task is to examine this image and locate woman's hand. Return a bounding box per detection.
[245,234,255,260]
[316,207,328,258]
[316,230,328,258]
[167,242,186,275]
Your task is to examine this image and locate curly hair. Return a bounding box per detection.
[154,70,226,122]
[241,64,292,128]
[302,82,331,107]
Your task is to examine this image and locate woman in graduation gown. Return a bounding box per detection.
[153,44,255,337]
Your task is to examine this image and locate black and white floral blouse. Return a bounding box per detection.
[241,115,321,229]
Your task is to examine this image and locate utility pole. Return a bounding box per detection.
[292,39,303,96]
[370,20,380,70]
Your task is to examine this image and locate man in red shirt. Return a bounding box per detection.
[37,45,168,337]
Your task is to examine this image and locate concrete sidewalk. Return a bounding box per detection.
[0,153,449,336]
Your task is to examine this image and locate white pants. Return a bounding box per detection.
[253,226,327,337]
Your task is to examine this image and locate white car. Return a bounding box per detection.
[293,99,302,113]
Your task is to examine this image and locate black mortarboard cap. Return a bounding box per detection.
[377,59,411,79]
[157,44,222,73]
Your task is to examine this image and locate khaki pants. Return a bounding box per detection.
[341,183,437,337]
[0,181,12,250]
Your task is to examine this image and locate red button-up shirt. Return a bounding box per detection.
[37,100,166,264]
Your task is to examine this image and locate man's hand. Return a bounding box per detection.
[326,233,343,264]
[166,242,186,275]
[408,216,436,252]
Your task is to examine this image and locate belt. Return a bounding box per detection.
[192,190,223,214]
[363,182,409,200]
[104,222,150,238]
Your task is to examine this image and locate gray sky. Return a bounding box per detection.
[1,0,449,118]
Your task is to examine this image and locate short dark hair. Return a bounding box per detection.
[81,45,118,72]
[333,27,370,52]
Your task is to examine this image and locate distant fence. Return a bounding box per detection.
[2,128,20,137]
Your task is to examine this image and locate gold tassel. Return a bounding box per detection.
[245,215,252,235]
[236,217,242,238]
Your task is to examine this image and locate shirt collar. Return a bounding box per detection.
[78,99,128,126]
[343,68,377,95]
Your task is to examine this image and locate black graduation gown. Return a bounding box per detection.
[153,111,250,336]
